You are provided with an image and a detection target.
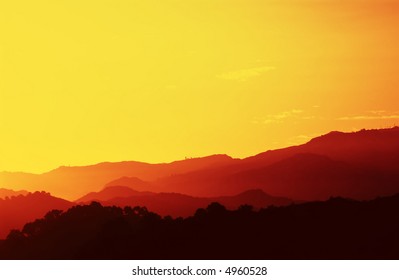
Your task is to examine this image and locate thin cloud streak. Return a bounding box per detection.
[217,66,276,82]
[338,112,399,121]
[258,109,305,124]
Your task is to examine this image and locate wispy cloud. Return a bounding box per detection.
[217,66,276,82]
[338,111,399,121]
[254,109,304,124]
[251,109,320,125]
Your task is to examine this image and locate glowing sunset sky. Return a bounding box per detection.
[0,0,398,173]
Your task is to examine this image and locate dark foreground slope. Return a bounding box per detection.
[0,192,74,239]
[1,194,399,259]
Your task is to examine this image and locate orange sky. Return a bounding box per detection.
[0,0,398,173]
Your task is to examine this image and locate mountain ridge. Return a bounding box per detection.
[0,191,74,239]
[76,187,292,217]
[0,188,29,199]
[1,127,399,201]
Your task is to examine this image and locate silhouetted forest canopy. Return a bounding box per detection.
[1,193,399,259]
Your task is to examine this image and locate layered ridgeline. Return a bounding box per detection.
[1,127,399,259]
[0,188,291,239]
[1,193,399,259]
[1,127,399,201]
[0,155,236,200]
[0,188,28,199]
[0,192,73,239]
[76,187,292,217]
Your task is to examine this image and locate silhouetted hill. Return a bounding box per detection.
[0,155,236,200]
[154,127,399,200]
[2,127,399,201]
[76,185,155,203]
[303,128,399,169]
[0,192,74,239]
[0,188,28,199]
[0,172,40,194]
[154,152,399,200]
[215,189,293,209]
[105,176,153,191]
[100,189,291,217]
[1,193,399,259]
[223,153,399,200]
[245,127,399,165]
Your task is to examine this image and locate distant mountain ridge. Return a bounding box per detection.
[0,188,28,199]
[0,154,236,200]
[1,127,399,201]
[104,177,153,192]
[152,127,399,200]
[76,186,292,217]
[0,192,74,239]
[76,185,155,203]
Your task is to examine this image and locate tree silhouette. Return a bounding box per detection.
[1,194,399,260]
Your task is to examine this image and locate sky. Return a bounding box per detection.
[0,0,398,173]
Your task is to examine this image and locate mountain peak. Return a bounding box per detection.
[0,188,29,199]
[308,126,399,144]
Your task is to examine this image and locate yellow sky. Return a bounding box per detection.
[0,0,398,173]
